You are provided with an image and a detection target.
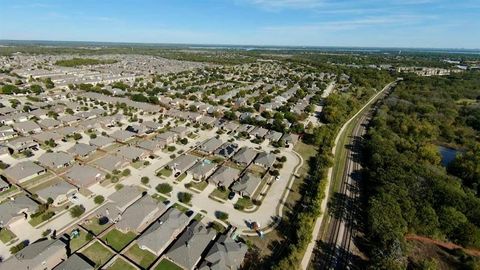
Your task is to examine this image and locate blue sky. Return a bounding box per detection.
[0,0,478,48]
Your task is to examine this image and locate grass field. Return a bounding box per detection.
[107,257,137,270]
[69,228,91,252]
[81,241,114,268]
[125,244,157,269]
[187,181,208,192]
[29,211,55,226]
[101,229,136,252]
[210,188,229,201]
[154,259,183,270]
[234,197,254,210]
[83,217,111,235]
[156,168,172,177]
[0,228,16,243]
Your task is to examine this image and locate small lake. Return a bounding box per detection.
[438,146,459,167]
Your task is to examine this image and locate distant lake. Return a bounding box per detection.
[438,146,458,167]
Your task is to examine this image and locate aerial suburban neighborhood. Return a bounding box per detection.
[0,49,342,269]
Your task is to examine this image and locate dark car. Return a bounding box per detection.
[228,191,235,200]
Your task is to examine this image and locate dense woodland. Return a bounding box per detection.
[364,72,480,269]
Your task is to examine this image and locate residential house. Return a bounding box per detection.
[89,136,115,149]
[142,120,163,131]
[65,165,105,188]
[137,140,166,152]
[37,118,61,130]
[232,147,258,166]
[208,166,241,187]
[37,181,77,206]
[58,115,80,126]
[199,234,248,270]
[126,124,152,136]
[115,195,167,233]
[52,253,94,270]
[221,122,239,133]
[214,143,239,159]
[110,130,136,143]
[249,127,268,138]
[3,161,46,184]
[67,143,96,158]
[0,239,67,270]
[38,152,75,169]
[170,126,191,138]
[6,137,39,153]
[281,133,299,147]
[92,155,129,172]
[231,173,262,198]
[108,185,143,212]
[187,161,217,182]
[32,131,63,144]
[165,221,216,270]
[0,126,16,141]
[115,145,149,162]
[137,208,190,256]
[0,194,37,229]
[197,137,223,154]
[12,120,42,134]
[156,131,177,144]
[166,154,198,174]
[254,152,276,169]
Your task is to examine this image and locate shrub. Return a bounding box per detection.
[94,195,105,205]
[115,184,124,190]
[278,156,287,162]
[156,183,172,194]
[42,211,55,221]
[122,169,130,176]
[179,138,188,145]
[215,211,229,221]
[73,133,82,140]
[10,240,28,254]
[70,205,85,218]
[270,170,280,176]
[85,232,94,241]
[141,176,149,185]
[178,192,193,204]
[167,146,176,152]
[143,160,150,166]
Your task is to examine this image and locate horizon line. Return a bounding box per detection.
[1,39,479,52]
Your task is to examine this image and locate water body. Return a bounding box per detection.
[438,146,459,167]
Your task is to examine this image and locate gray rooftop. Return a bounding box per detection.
[52,254,94,270]
[232,147,258,165]
[66,165,105,187]
[3,161,46,183]
[200,235,248,270]
[38,152,74,169]
[198,137,223,153]
[231,173,262,197]
[67,143,96,157]
[108,185,142,211]
[167,154,198,173]
[115,195,166,233]
[92,154,128,172]
[254,152,276,168]
[137,208,190,256]
[0,239,66,270]
[0,194,37,226]
[209,166,241,187]
[89,135,115,148]
[37,181,76,202]
[165,221,217,270]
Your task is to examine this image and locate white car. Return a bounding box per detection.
[275,176,280,181]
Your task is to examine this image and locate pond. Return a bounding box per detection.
[438,146,458,167]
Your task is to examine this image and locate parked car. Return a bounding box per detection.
[228,191,236,200]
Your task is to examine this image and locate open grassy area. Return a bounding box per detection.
[176,173,187,182]
[107,257,137,270]
[81,241,114,268]
[69,228,91,252]
[83,217,111,235]
[0,228,16,243]
[210,188,229,201]
[173,203,190,213]
[29,211,55,226]
[131,161,144,169]
[187,181,208,192]
[101,228,136,252]
[156,168,172,177]
[234,197,254,210]
[125,244,157,269]
[154,259,183,270]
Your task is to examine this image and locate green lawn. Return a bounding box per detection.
[29,211,55,226]
[210,188,229,201]
[125,244,157,269]
[154,259,183,270]
[152,193,169,203]
[187,181,208,192]
[156,168,172,177]
[131,161,144,169]
[83,217,111,235]
[234,197,254,210]
[176,173,187,182]
[81,241,114,268]
[101,229,136,252]
[69,228,91,252]
[0,185,17,197]
[107,257,136,270]
[0,228,16,243]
